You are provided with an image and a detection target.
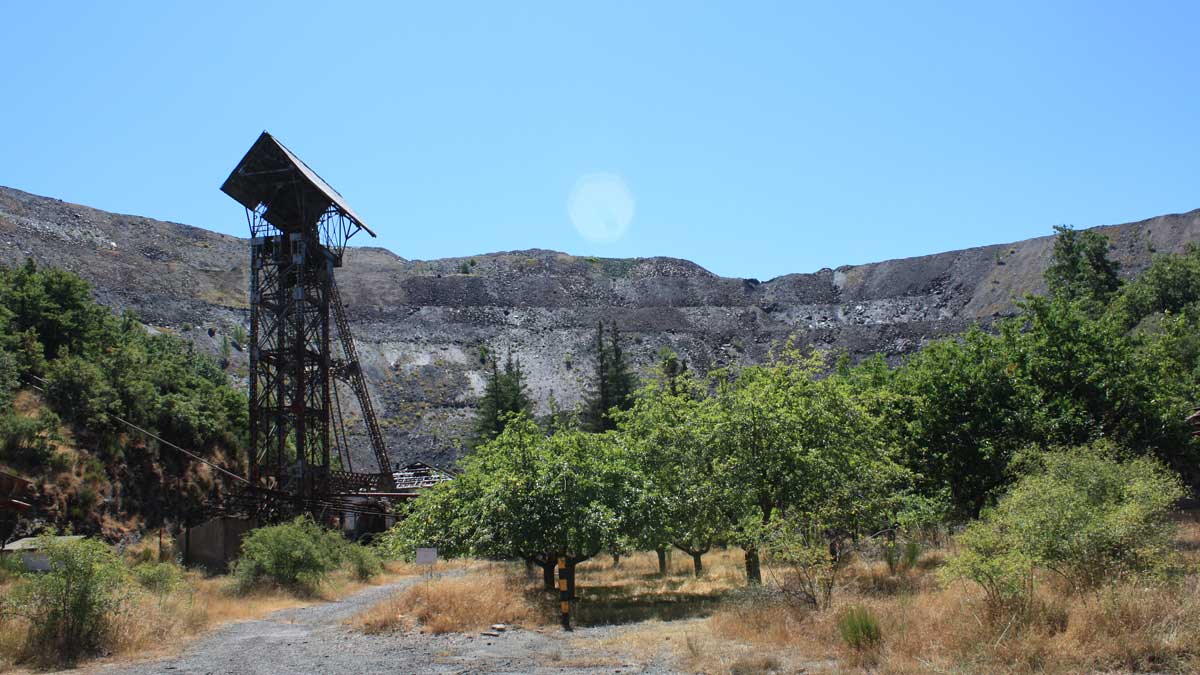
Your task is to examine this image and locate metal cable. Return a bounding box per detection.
[22,373,251,485]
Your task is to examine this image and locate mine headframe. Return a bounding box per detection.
[221,131,393,507]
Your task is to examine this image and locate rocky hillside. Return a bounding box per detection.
[3,185,1198,468]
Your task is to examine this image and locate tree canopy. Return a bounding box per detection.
[0,260,247,533]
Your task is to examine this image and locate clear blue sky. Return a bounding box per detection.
[2,2,1197,280]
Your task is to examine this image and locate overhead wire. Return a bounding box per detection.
[21,373,251,485]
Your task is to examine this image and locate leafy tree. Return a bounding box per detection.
[388,415,634,596]
[1108,243,1200,330]
[0,259,114,361]
[0,261,248,532]
[618,370,725,576]
[1044,225,1121,307]
[473,350,532,445]
[709,346,910,584]
[46,355,119,430]
[655,346,688,395]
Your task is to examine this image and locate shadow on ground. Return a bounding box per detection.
[565,582,729,626]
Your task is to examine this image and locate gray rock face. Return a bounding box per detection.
[2,185,1198,469]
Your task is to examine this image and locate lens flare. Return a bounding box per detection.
[567,172,634,243]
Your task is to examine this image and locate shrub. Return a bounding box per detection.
[0,408,59,467]
[949,444,1186,604]
[131,561,184,596]
[0,551,22,581]
[837,605,882,651]
[344,543,383,581]
[944,519,1034,613]
[232,517,344,595]
[1002,445,1184,589]
[1,536,128,666]
[762,520,842,610]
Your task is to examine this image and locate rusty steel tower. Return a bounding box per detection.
[221,132,392,506]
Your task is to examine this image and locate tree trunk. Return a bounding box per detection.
[744,547,762,585]
[656,548,668,576]
[611,552,621,567]
[541,560,557,591]
[692,551,704,577]
[566,561,577,600]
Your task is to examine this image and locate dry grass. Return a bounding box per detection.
[352,562,538,634]
[606,523,1200,675]
[572,550,744,626]
[0,561,419,672]
[350,550,746,636]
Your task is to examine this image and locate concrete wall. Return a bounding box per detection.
[177,517,253,573]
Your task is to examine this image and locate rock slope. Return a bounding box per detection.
[2,185,1198,468]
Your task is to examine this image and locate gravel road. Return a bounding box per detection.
[78,576,685,675]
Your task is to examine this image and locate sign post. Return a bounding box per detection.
[416,547,438,577]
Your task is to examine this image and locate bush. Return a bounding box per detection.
[762,519,843,610]
[232,517,345,595]
[837,605,882,651]
[131,561,184,596]
[45,355,117,429]
[1,536,128,666]
[344,543,383,581]
[0,408,59,467]
[947,444,1186,607]
[943,518,1034,613]
[0,552,22,582]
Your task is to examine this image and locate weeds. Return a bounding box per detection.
[131,560,185,596]
[1,535,128,666]
[353,564,535,634]
[837,605,882,654]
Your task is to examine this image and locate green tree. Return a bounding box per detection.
[1044,225,1121,307]
[0,261,248,532]
[1108,243,1200,330]
[709,346,909,584]
[388,415,634,596]
[655,346,687,395]
[583,321,637,432]
[0,259,115,360]
[472,350,533,445]
[618,370,725,576]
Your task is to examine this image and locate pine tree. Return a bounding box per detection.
[656,346,688,395]
[606,322,636,412]
[473,350,532,445]
[583,321,637,432]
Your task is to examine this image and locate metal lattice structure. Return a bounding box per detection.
[221,132,393,504]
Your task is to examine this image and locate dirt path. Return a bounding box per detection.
[80,575,684,675]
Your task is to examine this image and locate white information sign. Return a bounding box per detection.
[415,547,438,565]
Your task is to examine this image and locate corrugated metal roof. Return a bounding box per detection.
[2,535,85,552]
[220,131,376,238]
